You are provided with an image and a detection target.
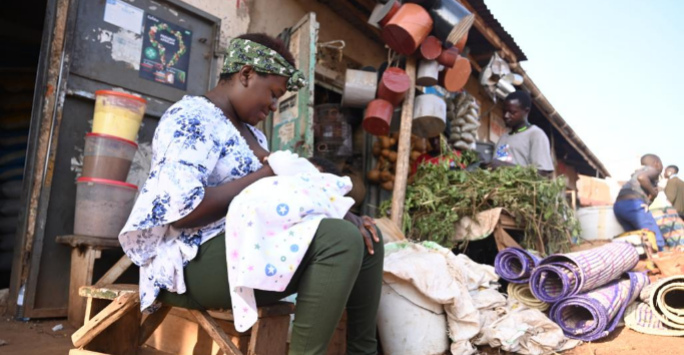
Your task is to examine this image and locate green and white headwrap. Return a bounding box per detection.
[222,38,307,91]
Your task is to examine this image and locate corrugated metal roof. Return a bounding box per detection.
[466,0,527,61]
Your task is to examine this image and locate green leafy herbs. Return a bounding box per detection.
[380,154,580,255]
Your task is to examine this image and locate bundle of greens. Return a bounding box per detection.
[381,155,580,255]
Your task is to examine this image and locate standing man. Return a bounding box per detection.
[492,91,554,176]
[613,154,666,251]
[664,165,684,218]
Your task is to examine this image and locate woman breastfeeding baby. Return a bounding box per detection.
[119,33,383,355]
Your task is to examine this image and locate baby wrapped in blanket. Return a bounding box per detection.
[224,151,355,331]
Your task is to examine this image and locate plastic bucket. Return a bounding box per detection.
[93,90,147,141]
[82,133,138,181]
[74,177,137,238]
[577,205,625,240]
[377,281,449,355]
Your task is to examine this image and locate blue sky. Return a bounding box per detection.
[487,0,684,180]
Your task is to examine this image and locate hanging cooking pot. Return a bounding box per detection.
[368,0,400,28]
[412,94,446,138]
[419,36,443,60]
[341,69,378,108]
[377,67,411,107]
[436,47,458,68]
[381,3,434,55]
[416,60,439,87]
[439,56,471,92]
[363,99,394,136]
[428,0,475,48]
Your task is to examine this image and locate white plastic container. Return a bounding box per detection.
[377,281,449,355]
[577,205,625,241]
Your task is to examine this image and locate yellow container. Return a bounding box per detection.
[93,90,147,141]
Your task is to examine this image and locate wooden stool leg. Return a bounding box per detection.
[68,247,99,328]
[139,305,172,345]
[72,293,139,348]
[248,315,290,355]
[189,309,243,355]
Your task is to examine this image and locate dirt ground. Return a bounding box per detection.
[1,315,683,355]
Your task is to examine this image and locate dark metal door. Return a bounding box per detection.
[9,0,220,318]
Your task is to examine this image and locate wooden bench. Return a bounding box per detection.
[57,235,134,328]
[70,284,347,355]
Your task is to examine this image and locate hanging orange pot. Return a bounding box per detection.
[381,3,433,55]
[363,99,394,136]
[439,56,471,92]
[377,67,411,107]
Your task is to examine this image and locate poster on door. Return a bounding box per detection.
[139,14,192,90]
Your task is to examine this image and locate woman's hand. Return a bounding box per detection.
[345,212,380,255]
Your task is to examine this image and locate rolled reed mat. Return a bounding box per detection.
[494,247,540,284]
[549,272,649,342]
[507,283,549,311]
[382,3,433,55]
[529,242,639,304]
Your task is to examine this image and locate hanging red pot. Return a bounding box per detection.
[377,67,411,107]
[381,3,434,55]
[437,47,459,68]
[363,99,394,136]
[439,56,471,92]
[419,36,443,60]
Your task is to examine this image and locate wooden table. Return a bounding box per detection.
[56,235,133,328]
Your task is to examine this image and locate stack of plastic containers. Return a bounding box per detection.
[74,90,146,238]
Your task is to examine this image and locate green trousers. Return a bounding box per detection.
[159,218,384,355]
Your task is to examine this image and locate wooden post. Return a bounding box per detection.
[390,56,417,227]
[68,247,99,328]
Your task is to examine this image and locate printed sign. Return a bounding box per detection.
[139,14,192,90]
[103,0,144,34]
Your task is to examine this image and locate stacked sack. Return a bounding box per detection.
[447,92,480,151]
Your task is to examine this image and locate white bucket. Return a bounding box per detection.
[577,205,625,241]
[377,281,449,355]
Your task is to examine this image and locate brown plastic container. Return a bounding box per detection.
[74,177,137,238]
[381,3,433,55]
[377,67,411,107]
[82,133,138,181]
[363,99,394,136]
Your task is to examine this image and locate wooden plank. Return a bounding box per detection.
[247,316,290,355]
[390,57,417,227]
[189,309,243,355]
[68,248,98,328]
[94,255,133,287]
[79,284,138,299]
[84,302,141,355]
[69,350,109,355]
[56,235,122,249]
[71,292,139,348]
[139,306,172,346]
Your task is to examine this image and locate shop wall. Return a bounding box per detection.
[248,0,386,68]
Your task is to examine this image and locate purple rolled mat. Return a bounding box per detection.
[549,271,649,341]
[494,247,540,283]
[529,242,639,303]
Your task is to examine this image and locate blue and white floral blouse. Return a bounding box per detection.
[118,95,268,312]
